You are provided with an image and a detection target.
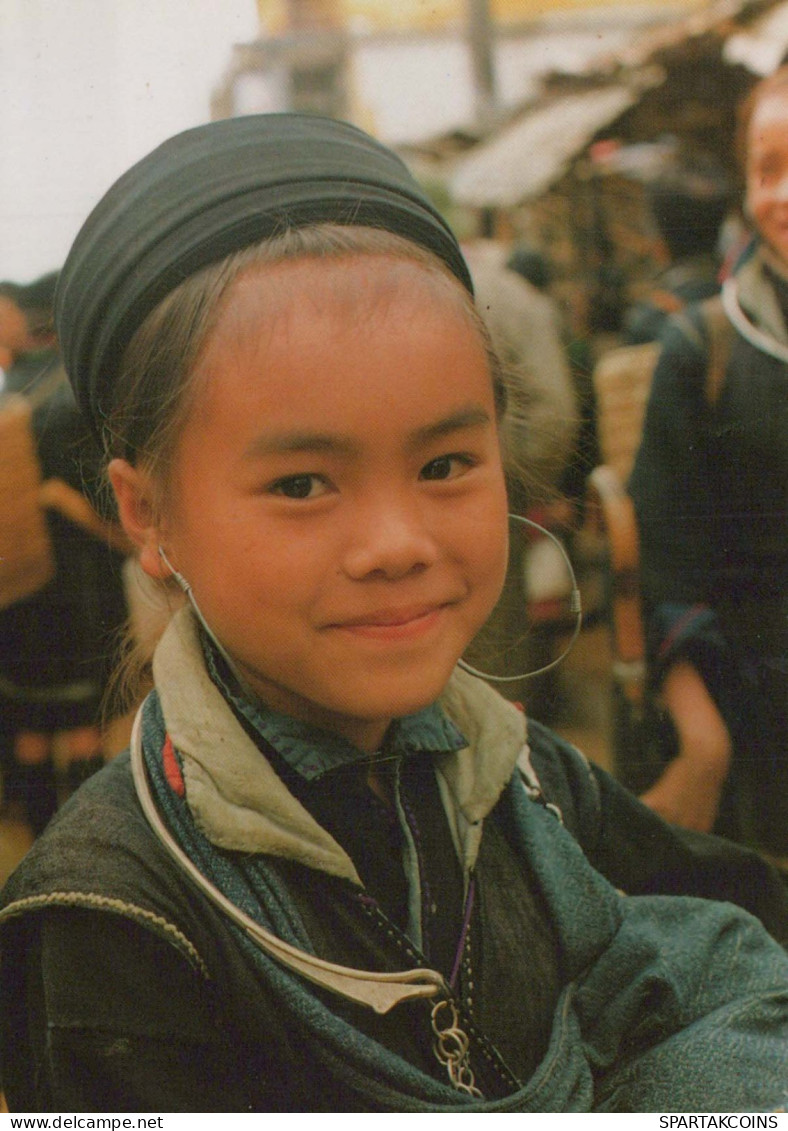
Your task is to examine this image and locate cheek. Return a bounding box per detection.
[491,524,511,599]
[469,489,510,592]
[217,518,336,619]
[747,182,767,219]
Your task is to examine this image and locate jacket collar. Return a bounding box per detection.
[153,607,529,885]
[722,240,788,365]
[201,635,467,783]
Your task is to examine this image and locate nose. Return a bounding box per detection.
[341,496,440,581]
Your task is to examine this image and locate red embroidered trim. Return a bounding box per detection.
[162,734,185,797]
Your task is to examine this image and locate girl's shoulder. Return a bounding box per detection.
[522,719,788,946]
[0,751,213,976]
[520,718,603,845]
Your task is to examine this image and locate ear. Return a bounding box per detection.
[108,458,168,580]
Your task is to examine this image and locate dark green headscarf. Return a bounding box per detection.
[55,112,472,441]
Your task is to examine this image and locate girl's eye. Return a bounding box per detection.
[420,454,474,481]
[269,474,328,499]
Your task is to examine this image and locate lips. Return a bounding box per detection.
[336,603,447,628]
[326,602,454,641]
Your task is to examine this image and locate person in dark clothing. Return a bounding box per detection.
[507,243,600,514]
[622,156,731,346]
[0,272,59,393]
[0,273,128,833]
[629,70,788,857]
[1,113,787,1113]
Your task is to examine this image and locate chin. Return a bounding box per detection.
[341,668,458,722]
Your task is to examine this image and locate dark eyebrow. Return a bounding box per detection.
[243,432,360,460]
[242,405,492,461]
[406,405,493,450]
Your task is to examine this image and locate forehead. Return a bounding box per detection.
[749,88,788,144]
[185,254,493,440]
[209,252,475,343]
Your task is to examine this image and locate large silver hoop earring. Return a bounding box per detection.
[458,513,582,684]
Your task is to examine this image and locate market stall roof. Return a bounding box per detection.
[448,0,784,209]
[450,81,652,207]
[609,0,750,68]
[724,0,788,73]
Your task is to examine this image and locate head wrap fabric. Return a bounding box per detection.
[55,113,473,440]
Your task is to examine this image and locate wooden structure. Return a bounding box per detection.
[447,0,785,338]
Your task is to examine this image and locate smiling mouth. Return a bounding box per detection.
[328,604,452,640]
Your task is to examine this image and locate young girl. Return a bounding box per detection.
[1,113,787,1113]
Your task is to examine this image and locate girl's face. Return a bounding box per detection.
[747,86,788,266]
[124,256,509,752]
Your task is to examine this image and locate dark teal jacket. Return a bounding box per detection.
[1,726,787,1112]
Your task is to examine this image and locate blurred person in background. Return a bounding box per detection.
[628,69,788,864]
[506,243,600,528]
[0,274,59,396]
[621,155,731,346]
[459,241,579,708]
[0,273,129,835]
[461,240,578,516]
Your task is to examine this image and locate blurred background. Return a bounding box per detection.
[2,0,784,282]
[1,0,786,880]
